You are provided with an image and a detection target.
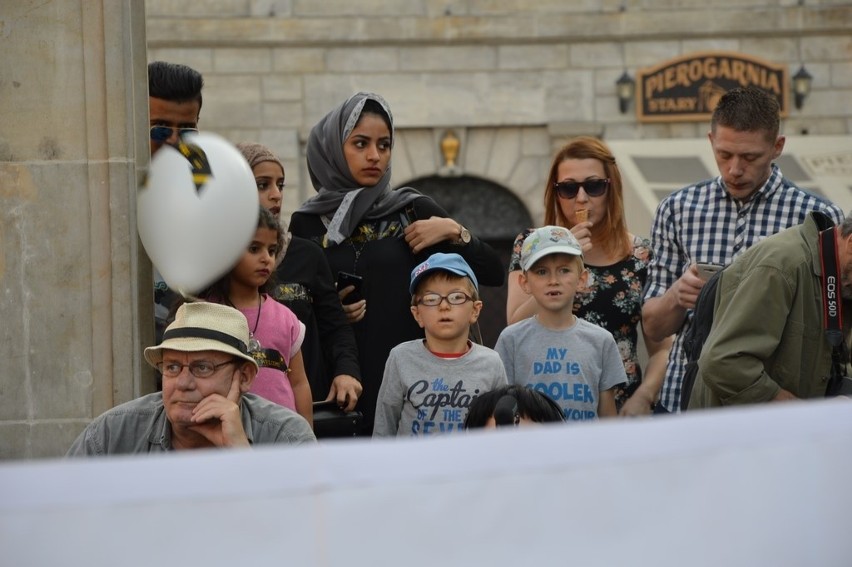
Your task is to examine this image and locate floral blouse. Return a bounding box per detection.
[509,230,653,408]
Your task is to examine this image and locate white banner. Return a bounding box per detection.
[2,400,851,566]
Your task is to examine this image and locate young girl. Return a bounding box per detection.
[235,142,362,413]
[201,207,313,427]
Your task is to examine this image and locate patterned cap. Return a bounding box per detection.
[520,226,583,271]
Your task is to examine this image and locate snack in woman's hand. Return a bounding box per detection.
[576,209,589,223]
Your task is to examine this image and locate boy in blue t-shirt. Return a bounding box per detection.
[495,226,625,420]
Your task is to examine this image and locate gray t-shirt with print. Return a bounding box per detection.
[373,340,508,437]
[494,317,626,421]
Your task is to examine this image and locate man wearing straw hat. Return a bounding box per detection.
[67,302,316,455]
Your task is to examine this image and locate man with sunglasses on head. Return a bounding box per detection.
[67,302,316,455]
[147,61,205,352]
[641,86,844,415]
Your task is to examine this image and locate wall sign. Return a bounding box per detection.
[800,152,852,177]
[636,51,789,123]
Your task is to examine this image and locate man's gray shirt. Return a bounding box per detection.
[66,392,315,455]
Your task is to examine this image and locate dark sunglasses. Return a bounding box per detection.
[150,125,199,143]
[553,178,610,199]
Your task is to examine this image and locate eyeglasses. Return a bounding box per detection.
[157,359,238,378]
[553,178,610,199]
[416,291,475,307]
[150,125,199,143]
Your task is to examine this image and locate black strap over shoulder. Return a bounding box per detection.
[818,225,850,396]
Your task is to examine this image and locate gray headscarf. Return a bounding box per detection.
[296,92,422,244]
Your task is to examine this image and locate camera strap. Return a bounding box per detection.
[818,226,849,395]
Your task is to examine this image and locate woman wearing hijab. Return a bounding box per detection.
[289,92,503,435]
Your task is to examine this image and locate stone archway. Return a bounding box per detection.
[399,175,533,347]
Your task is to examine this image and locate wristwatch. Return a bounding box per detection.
[457,224,472,245]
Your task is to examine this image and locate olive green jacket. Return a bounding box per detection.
[690,213,851,408]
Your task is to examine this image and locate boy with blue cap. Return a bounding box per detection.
[495,226,625,421]
[373,253,507,436]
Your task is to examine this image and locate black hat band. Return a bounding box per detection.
[162,327,249,355]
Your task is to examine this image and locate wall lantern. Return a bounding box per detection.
[792,65,813,110]
[615,71,635,114]
[440,130,460,168]
[438,130,462,176]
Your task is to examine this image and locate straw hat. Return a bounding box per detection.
[144,302,258,369]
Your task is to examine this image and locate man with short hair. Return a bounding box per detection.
[690,212,852,408]
[67,302,316,455]
[147,61,205,345]
[642,86,844,414]
[147,60,203,155]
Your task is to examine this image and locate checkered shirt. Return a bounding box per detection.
[644,164,845,412]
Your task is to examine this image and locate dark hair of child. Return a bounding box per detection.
[464,384,565,428]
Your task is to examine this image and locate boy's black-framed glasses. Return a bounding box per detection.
[416,292,475,307]
[553,178,610,199]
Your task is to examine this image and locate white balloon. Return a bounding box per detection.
[138,132,259,296]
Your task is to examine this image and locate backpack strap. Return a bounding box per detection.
[813,210,835,232]
[679,268,725,412]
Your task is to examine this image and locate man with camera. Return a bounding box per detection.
[689,211,852,408]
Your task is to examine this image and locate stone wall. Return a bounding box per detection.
[0,1,152,459]
[146,0,852,223]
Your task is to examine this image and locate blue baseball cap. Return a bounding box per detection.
[409,253,479,294]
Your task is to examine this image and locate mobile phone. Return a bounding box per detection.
[695,263,723,281]
[336,271,363,304]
